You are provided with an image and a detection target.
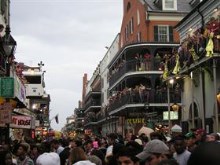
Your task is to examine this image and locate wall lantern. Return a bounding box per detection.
[172,103,180,111]
[217,90,220,106]
[3,26,17,57]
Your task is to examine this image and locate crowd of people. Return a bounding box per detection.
[1,126,220,165]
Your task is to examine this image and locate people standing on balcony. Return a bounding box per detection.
[139,84,146,103]
[135,53,141,71]
[155,53,162,70]
[156,86,163,103]
[144,53,151,71]
[133,85,140,103]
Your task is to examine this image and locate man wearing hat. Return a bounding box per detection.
[17,143,34,165]
[136,139,170,165]
[171,124,182,138]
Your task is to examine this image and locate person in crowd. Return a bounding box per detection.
[173,136,191,165]
[187,141,220,165]
[136,139,170,165]
[184,132,197,153]
[105,133,118,158]
[150,132,167,142]
[194,128,206,144]
[60,139,83,165]
[51,139,64,154]
[83,139,94,156]
[116,146,140,165]
[205,132,220,142]
[68,147,95,165]
[36,152,60,165]
[171,125,182,138]
[0,151,16,165]
[139,133,149,147]
[91,149,106,165]
[87,155,102,165]
[98,137,107,156]
[16,143,34,165]
[29,144,40,164]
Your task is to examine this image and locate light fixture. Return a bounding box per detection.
[3,26,17,56]
[172,103,180,111]
[217,89,220,106]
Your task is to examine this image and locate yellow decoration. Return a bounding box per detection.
[172,54,180,75]
[206,32,214,57]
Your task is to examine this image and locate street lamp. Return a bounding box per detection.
[3,25,16,57]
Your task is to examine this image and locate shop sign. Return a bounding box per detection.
[10,115,32,129]
[0,78,14,98]
[0,109,12,124]
[126,118,145,124]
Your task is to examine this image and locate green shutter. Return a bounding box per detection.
[169,26,173,42]
[0,78,14,98]
[154,26,158,42]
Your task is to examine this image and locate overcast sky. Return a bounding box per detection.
[10,0,123,131]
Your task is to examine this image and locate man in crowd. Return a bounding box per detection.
[136,139,170,165]
[173,136,191,165]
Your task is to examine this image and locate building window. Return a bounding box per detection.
[127,2,131,12]
[163,0,177,11]
[137,10,140,25]
[137,32,141,42]
[158,26,169,42]
[129,18,134,34]
[154,25,173,42]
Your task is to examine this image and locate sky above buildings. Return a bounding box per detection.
[10,0,123,131]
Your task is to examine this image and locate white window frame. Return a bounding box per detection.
[162,0,177,11]
[158,25,169,42]
[130,18,134,34]
[137,10,140,25]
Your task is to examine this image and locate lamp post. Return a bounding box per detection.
[190,72,195,128]
[213,59,219,132]
[167,78,174,135]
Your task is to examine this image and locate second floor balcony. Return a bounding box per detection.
[108,87,181,114]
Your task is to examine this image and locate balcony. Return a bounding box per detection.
[109,60,162,87]
[84,98,101,113]
[108,88,181,115]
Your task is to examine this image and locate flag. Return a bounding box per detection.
[55,114,59,124]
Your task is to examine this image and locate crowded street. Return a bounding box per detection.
[0,0,220,165]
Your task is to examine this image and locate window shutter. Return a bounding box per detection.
[154,26,158,42]
[169,26,173,42]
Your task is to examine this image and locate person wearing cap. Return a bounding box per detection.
[185,132,197,153]
[16,143,34,165]
[205,132,220,142]
[36,152,60,165]
[171,124,182,138]
[173,136,191,165]
[136,139,170,165]
[194,128,206,144]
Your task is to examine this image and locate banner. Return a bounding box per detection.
[10,115,32,129]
